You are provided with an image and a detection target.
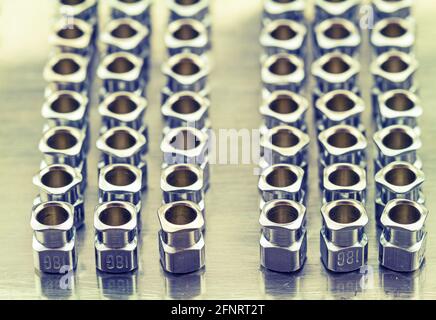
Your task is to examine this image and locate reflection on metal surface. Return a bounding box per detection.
[379,266,425,299]
[34,270,77,300]
[97,270,138,300]
[325,269,368,298]
[260,268,302,298]
[164,268,205,299]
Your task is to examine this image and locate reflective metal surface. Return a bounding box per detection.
[0,0,436,299]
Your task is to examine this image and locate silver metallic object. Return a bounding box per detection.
[165,19,209,56]
[372,0,412,21]
[320,199,369,273]
[379,199,427,272]
[261,53,305,93]
[258,164,306,209]
[43,53,90,96]
[371,17,415,54]
[157,201,205,274]
[373,124,422,172]
[262,0,305,22]
[58,0,98,25]
[322,163,366,203]
[259,90,308,133]
[32,164,84,228]
[109,0,152,27]
[167,0,210,24]
[260,125,310,172]
[101,18,150,58]
[314,18,361,57]
[94,201,139,273]
[315,0,361,22]
[259,199,307,273]
[31,201,77,273]
[96,126,148,190]
[315,90,365,133]
[371,50,418,92]
[161,91,210,132]
[260,19,307,57]
[375,161,425,223]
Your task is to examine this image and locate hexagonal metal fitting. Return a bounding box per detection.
[371,50,418,92]
[58,0,98,25]
[167,0,210,24]
[31,201,77,273]
[43,53,90,96]
[49,18,95,57]
[96,126,148,190]
[99,164,143,216]
[261,53,305,93]
[320,199,369,273]
[109,0,152,27]
[374,161,425,223]
[373,124,422,171]
[312,52,360,94]
[379,199,427,272]
[259,90,308,133]
[260,19,307,56]
[259,199,307,273]
[94,201,139,273]
[371,17,415,55]
[315,89,365,133]
[258,164,306,209]
[322,163,366,204]
[315,0,361,22]
[166,19,209,56]
[375,89,422,131]
[161,91,210,132]
[158,201,205,274]
[260,125,310,171]
[263,0,305,22]
[314,18,361,57]
[372,0,412,20]
[318,124,367,169]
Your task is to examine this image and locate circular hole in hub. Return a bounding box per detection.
[47,130,78,150]
[53,58,80,75]
[269,95,299,114]
[381,55,408,73]
[175,0,200,5]
[381,22,407,38]
[105,166,136,186]
[165,204,197,225]
[172,58,200,75]
[41,168,73,188]
[60,0,85,5]
[111,23,138,39]
[326,93,355,112]
[119,0,141,3]
[57,25,84,39]
[273,0,297,3]
[382,130,413,150]
[329,204,361,224]
[108,95,137,114]
[322,57,350,74]
[37,205,70,226]
[271,25,297,41]
[266,166,298,188]
[386,93,414,111]
[267,204,299,224]
[385,166,416,186]
[327,130,357,148]
[172,95,201,114]
[166,166,198,187]
[328,167,360,187]
[169,130,201,150]
[108,57,135,73]
[106,130,137,150]
[269,57,297,76]
[271,129,300,148]
[324,23,351,40]
[51,94,80,113]
[388,203,421,224]
[99,206,132,226]
[174,24,200,40]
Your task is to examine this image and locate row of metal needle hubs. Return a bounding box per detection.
[258,0,423,274]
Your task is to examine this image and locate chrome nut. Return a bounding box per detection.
[96,126,148,189]
[259,90,308,133]
[263,0,305,22]
[158,201,205,274]
[259,199,307,272]
[161,91,210,132]
[313,18,361,58]
[260,19,307,57]
[59,0,98,25]
[379,199,427,272]
[94,201,139,273]
[372,0,412,20]
[322,163,366,204]
[371,50,418,92]
[373,124,422,171]
[167,0,210,24]
[109,0,152,27]
[261,53,305,93]
[318,124,367,169]
[375,161,424,223]
[312,52,360,96]
[375,90,422,131]
[165,19,209,56]
[99,164,143,216]
[371,17,415,55]
[260,125,310,171]
[320,199,369,273]
[315,90,365,133]
[98,91,148,133]
[43,53,90,96]
[31,201,77,273]
[258,164,306,209]
[101,18,150,58]
[315,0,361,22]
[49,18,95,57]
